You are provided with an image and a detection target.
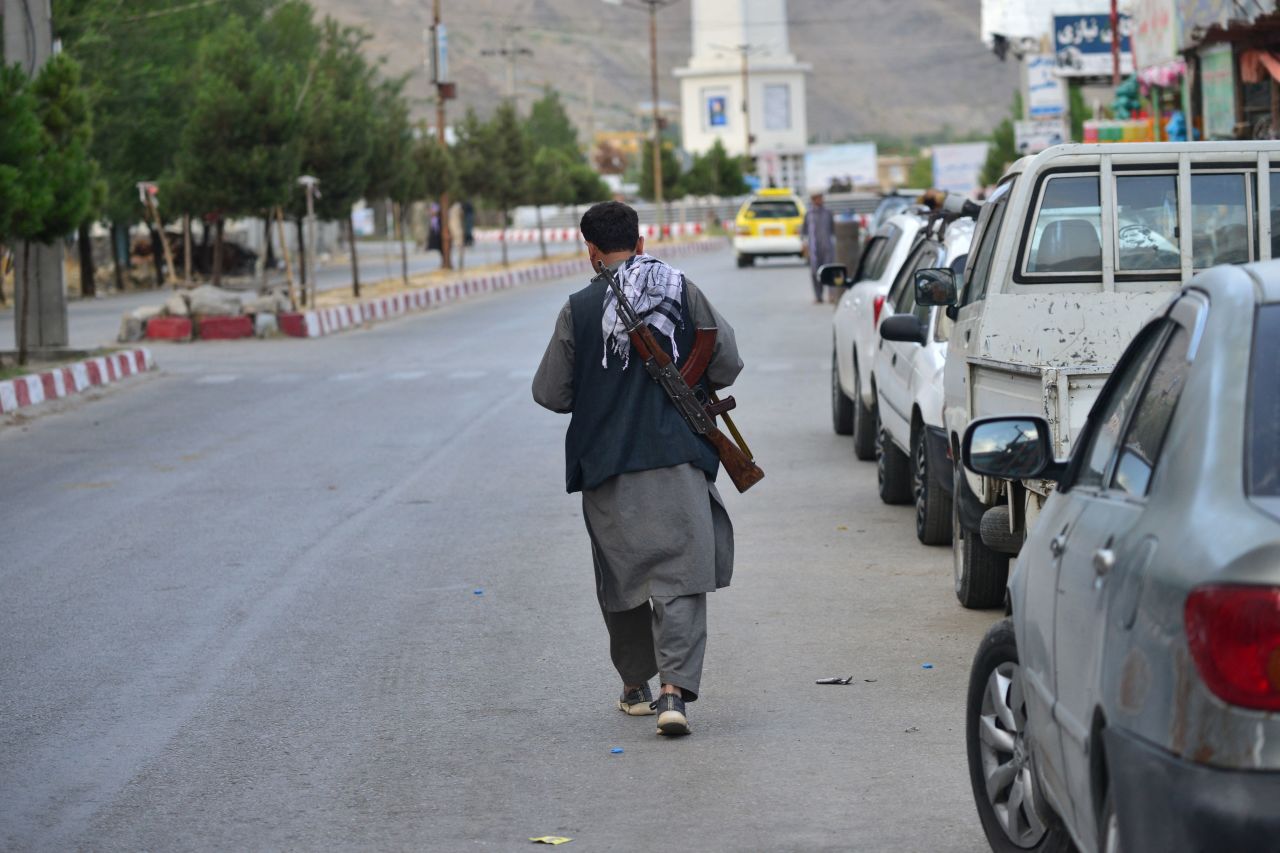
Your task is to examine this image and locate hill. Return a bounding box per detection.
[309,0,1020,145]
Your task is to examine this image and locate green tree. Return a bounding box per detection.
[1068,81,1087,143]
[410,132,457,266]
[456,102,529,267]
[365,79,417,284]
[678,140,747,197]
[907,151,933,189]
[174,15,301,284]
[525,87,579,156]
[529,146,577,259]
[980,91,1022,188]
[295,18,376,296]
[0,64,50,310]
[638,140,681,202]
[15,55,96,364]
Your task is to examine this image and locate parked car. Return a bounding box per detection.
[873,215,974,545]
[733,188,806,267]
[826,210,925,458]
[961,262,1280,853]
[868,192,914,233]
[915,141,1280,608]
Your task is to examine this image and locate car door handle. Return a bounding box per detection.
[1050,533,1067,558]
[1093,548,1116,577]
[891,353,898,366]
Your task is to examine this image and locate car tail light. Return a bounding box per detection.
[873,294,886,324]
[1185,585,1280,711]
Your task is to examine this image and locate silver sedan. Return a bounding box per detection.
[959,261,1280,853]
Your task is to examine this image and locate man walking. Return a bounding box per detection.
[801,190,836,304]
[533,201,742,736]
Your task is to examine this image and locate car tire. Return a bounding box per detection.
[876,414,912,505]
[913,427,953,546]
[831,349,854,435]
[953,465,1010,609]
[851,361,876,461]
[967,619,1072,853]
[735,253,754,268]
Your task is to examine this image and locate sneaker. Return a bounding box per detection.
[618,684,655,716]
[651,692,690,736]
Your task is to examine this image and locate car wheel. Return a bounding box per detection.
[913,427,953,546]
[876,413,912,504]
[967,619,1071,853]
[831,349,854,435]
[735,253,755,268]
[953,465,1010,609]
[851,362,876,461]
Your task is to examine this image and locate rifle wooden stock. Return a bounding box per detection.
[706,428,766,493]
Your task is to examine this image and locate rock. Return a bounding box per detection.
[131,304,165,321]
[164,294,190,316]
[117,314,144,343]
[254,313,279,338]
[244,290,292,314]
[187,284,243,316]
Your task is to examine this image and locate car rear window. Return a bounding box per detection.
[1248,304,1280,507]
[749,200,800,218]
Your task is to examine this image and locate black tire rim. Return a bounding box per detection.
[914,431,927,536]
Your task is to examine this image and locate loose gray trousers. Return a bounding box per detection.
[592,565,708,701]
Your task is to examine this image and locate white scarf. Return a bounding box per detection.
[601,254,685,369]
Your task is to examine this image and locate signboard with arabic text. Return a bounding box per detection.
[1026,54,1066,119]
[1053,14,1134,77]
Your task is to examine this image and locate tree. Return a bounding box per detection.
[0,65,48,309]
[638,140,681,202]
[14,55,96,364]
[173,15,301,284]
[980,91,1021,188]
[456,102,530,267]
[294,18,376,296]
[678,140,746,197]
[365,79,417,284]
[529,147,576,260]
[408,132,456,267]
[907,151,933,189]
[526,88,579,156]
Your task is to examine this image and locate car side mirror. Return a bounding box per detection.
[915,268,957,306]
[880,314,927,345]
[962,416,1065,482]
[818,263,849,287]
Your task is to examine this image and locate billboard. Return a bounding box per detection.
[706,94,728,128]
[933,143,991,196]
[1130,0,1179,70]
[804,143,878,191]
[1053,14,1134,77]
[1015,120,1068,155]
[1026,54,1066,119]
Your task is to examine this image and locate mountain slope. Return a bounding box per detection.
[310,0,1019,143]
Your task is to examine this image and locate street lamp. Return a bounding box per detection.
[602,0,680,237]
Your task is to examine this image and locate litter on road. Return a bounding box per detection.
[815,676,854,685]
[921,663,934,669]
[530,837,573,845]
[610,747,624,754]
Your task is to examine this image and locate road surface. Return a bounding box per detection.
[0,247,995,851]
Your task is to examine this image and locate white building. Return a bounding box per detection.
[674,0,811,192]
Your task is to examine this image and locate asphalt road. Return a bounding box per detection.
[0,238,553,351]
[0,247,995,851]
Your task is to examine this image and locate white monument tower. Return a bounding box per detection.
[674,0,811,191]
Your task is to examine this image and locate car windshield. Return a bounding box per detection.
[1248,304,1280,520]
[749,200,800,218]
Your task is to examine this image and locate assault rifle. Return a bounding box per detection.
[595,263,764,493]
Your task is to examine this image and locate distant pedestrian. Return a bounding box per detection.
[532,201,743,737]
[801,191,836,304]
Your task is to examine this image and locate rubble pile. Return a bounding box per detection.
[119,285,294,343]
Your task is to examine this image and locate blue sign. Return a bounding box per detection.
[1053,14,1134,77]
[707,95,728,128]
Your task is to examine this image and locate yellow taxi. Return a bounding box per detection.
[733,188,806,267]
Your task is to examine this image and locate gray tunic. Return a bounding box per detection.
[802,205,837,271]
[532,280,743,612]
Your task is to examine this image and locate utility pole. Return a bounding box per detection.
[713,42,769,170]
[480,27,533,108]
[430,0,457,269]
[298,176,320,310]
[4,0,68,353]
[603,0,679,238]
[1110,0,1121,86]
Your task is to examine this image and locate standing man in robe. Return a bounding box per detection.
[802,190,836,304]
[533,201,742,737]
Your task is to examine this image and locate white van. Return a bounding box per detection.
[916,141,1280,608]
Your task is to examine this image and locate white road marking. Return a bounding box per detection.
[196,375,238,384]
[448,370,487,380]
[262,373,303,384]
[389,371,428,381]
[330,372,364,382]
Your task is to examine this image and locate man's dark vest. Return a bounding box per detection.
[563,274,719,493]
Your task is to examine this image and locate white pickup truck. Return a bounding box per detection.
[915,141,1280,608]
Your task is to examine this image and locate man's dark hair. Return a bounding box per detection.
[580,201,639,253]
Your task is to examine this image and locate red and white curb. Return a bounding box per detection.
[474,221,711,244]
[282,237,727,339]
[0,348,156,415]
